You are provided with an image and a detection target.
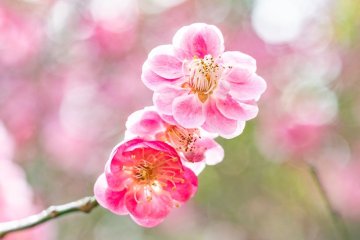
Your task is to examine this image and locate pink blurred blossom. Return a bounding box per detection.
[320,159,360,220]
[80,0,139,58]
[40,63,151,174]
[94,139,198,227]
[256,81,337,161]
[142,23,266,138]
[0,4,41,68]
[0,122,15,160]
[0,160,55,240]
[0,78,40,146]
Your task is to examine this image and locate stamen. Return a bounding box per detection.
[183,54,227,103]
[165,125,200,154]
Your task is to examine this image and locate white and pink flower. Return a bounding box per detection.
[142,23,266,138]
[125,106,224,174]
[94,139,198,227]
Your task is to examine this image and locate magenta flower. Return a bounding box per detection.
[125,107,224,174]
[94,139,198,227]
[142,23,266,138]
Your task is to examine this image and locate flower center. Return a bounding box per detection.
[165,125,200,153]
[126,148,185,202]
[133,160,156,183]
[183,55,225,103]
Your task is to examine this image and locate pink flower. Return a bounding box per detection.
[125,106,224,174]
[94,139,198,227]
[142,23,266,138]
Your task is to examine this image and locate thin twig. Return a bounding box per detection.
[0,196,98,239]
[309,165,351,240]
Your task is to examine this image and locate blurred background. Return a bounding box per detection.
[0,0,360,239]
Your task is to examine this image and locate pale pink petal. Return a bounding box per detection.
[153,86,185,115]
[147,45,183,79]
[163,167,198,202]
[172,23,224,59]
[94,174,128,215]
[173,94,206,128]
[221,51,256,72]
[125,107,165,139]
[199,128,219,139]
[125,189,172,227]
[216,95,259,121]
[213,80,231,100]
[228,74,267,101]
[182,161,206,175]
[159,113,177,125]
[238,101,259,120]
[201,138,224,165]
[225,65,253,83]
[202,99,238,137]
[220,121,246,139]
[141,62,180,91]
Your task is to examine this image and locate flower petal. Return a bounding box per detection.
[130,214,165,228]
[182,161,206,175]
[125,188,172,227]
[153,86,185,115]
[173,94,206,128]
[125,107,165,139]
[216,95,259,121]
[225,65,253,83]
[164,167,198,203]
[159,113,177,125]
[109,139,146,173]
[202,138,224,165]
[220,121,246,139]
[94,174,128,215]
[172,23,224,59]
[147,45,183,79]
[105,161,131,191]
[183,145,206,163]
[228,74,267,101]
[142,140,180,157]
[221,51,257,73]
[141,62,180,91]
[202,99,238,138]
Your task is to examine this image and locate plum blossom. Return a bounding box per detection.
[142,23,266,138]
[94,139,198,227]
[125,106,224,174]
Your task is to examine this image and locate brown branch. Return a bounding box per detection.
[0,196,98,239]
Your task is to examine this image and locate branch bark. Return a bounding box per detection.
[0,196,98,239]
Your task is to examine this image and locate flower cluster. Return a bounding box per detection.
[94,23,266,227]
